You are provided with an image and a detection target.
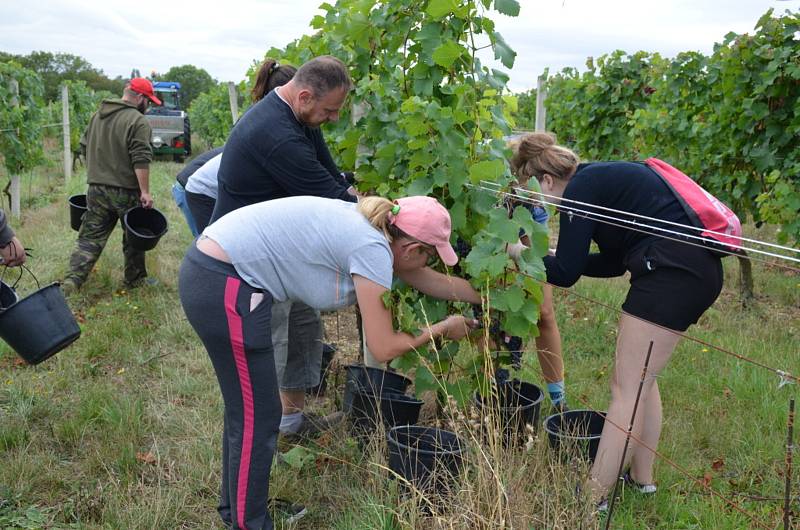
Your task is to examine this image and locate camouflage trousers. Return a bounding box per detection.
[66,184,147,287]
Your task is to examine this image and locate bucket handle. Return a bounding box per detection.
[1,263,41,292]
[0,265,22,311]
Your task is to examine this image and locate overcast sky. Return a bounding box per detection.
[2,0,797,92]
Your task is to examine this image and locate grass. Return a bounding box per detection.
[0,157,798,529]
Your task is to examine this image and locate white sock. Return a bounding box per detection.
[279,412,303,434]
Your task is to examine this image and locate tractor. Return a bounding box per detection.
[144,81,191,162]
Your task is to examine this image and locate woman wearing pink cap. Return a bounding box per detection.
[178,194,480,530]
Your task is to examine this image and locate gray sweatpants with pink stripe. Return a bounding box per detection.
[179,244,279,530]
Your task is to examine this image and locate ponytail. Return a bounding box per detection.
[357,197,403,241]
[251,59,298,103]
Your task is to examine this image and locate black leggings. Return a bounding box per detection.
[179,244,278,530]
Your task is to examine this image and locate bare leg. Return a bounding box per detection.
[630,380,662,484]
[280,389,305,414]
[587,313,680,500]
[535,284,564,384]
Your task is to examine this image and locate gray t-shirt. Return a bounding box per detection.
[185,153,222,198]
[203,196,393,311]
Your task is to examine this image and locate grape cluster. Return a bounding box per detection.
[455,237,472,259]
[472,305,523,369]
[340,171,356,185]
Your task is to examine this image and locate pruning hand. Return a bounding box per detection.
[0,237,26,267]
[439,315,480,341]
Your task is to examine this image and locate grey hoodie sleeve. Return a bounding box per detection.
[0,209,16,246]
[128,117,153,170]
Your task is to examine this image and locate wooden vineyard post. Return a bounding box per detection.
[227,82,239,125]
[9,78,21,218]
[62,84,72,183]
[784,398,795,530]
[535,74,547,133]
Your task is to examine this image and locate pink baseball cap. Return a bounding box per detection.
[390,196,458,266]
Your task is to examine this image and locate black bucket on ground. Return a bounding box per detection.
[123,207,168,251]
[544,409,606,462]
[387,425,466,500]
[0,281,19,310]
[0,280,80,365]
[342,364,412,413]
[349,389,423,441]
[68,194,87,232]
[474,379,544,444]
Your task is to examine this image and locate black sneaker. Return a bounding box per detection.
[270,497,307,524]
[124,277,159,289]
[61,279,80,296]
[622,472,657,494]
[280,411,345,444]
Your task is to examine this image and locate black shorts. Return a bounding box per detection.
[622,239,723,331]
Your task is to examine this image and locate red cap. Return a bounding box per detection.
[129,78,161,105]
[390,196,458,266]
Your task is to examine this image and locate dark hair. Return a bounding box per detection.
[293,55,352,98]
[251,59,297,103]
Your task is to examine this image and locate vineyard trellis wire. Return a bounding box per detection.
[473,181,800,270]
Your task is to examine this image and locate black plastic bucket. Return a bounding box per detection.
[68,194,87,232]
[544,409,606,462]
[350,389,423,440]
[474,379,544,443]
[0,282,81,364]
[123,207,168,251]
[0,281,19,310]
[387,425,466,498]
[342,364,412,413]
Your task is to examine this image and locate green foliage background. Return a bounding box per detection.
[0,51,125,102]
[154,64,216,109]
[58,80,112,152]
[545,9,800,244]
[0,62,45,175]
[188,82,247,148]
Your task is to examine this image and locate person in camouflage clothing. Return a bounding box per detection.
[64,78,160,292]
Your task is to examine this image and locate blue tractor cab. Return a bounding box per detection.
[145,81,191,161]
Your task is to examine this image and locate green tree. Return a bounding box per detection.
[512,88,537,130]
[0,51,124,101]
[155,65,216,109]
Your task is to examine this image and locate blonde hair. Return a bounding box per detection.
[510,132,579,183]
[357,196,404,242]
